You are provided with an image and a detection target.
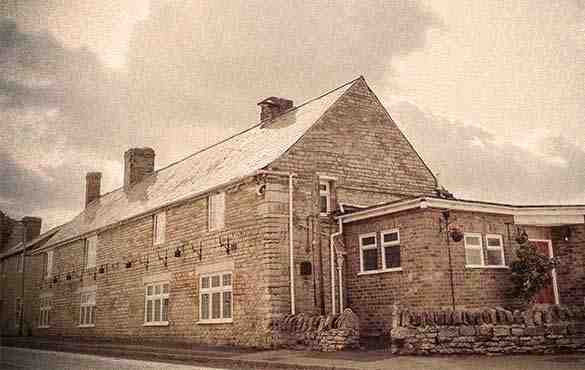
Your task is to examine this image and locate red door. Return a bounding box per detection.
[531,240,556,304]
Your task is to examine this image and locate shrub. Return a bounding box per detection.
[510,242,557,305]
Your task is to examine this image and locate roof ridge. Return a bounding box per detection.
[93,76,364,202]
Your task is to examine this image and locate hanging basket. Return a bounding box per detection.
[450,228,464,242]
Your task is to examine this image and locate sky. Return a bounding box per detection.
[1,0,584,231]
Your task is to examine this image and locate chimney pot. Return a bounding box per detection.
[21,216,42,242]
[85,172,102,207]
[257,97,293,122]
[124,147,155,190]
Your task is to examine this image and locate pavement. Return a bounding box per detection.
[2,337,585,370]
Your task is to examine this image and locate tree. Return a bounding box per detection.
[509,241,557,305]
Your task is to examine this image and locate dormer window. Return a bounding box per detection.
[209,192,225,231]
[153,211,166,245]
[319,180,331,215]
[84,236,97,270]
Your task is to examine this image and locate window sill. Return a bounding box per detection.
[78,324,95,328]
[143,321,169,327]
[358,267,402,276]
[197,319,233,325]
[465,265,508,269]
[38,325,51,329]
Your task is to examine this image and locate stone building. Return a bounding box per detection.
[1,76,583,347]
[0,212,45,336]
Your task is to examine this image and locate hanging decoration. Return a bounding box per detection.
[191,241,203,261]
[219,233,237,255]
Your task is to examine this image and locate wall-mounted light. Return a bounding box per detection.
[561,226,572,242]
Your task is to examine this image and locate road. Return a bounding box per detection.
[0,346,227,370]
[3,345,585,370]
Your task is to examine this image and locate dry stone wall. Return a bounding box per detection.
[271,308,360,351]
[391,305,585,355]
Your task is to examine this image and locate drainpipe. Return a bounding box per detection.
[19,227,26,336]
[256,170,297,314]
[330,218,343,315]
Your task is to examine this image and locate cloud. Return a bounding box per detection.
[126,0,442,125]
[1,2,441,230]
[390,101,585,205]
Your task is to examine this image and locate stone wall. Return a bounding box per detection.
[271,308,360,351]
[391,305,585,355]
[29,179,286,348]
[268,78,438,316]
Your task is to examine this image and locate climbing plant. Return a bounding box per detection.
[509,241,558,305]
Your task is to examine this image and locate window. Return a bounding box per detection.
[319,181,331,215]
[84,236,97,270]
[485,234,505,266]
[208,192,225,231]
[381,230,401,270]
[464,233,484,266]
[43,250,54,279]
[144,281,169,325]
[199,272,232,323]
[15,297,22,328]
[16,253,24,273]
[359,233,378,272]
[39,295,52,328]
[153,211,166,245]
[79,291,96,327]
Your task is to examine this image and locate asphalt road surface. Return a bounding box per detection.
[0,346,228,370]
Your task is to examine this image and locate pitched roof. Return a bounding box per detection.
[44,77,361,248]
[0,225,61,259]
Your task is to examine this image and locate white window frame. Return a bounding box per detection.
[208,192,225,231]
[359,233,378,273]
[39,293,52,328]
[144,281,170,326]
[198,271,233,324]
[84,236,97,270]
[464,232,485,267]
[153,211,166,245]
[79,288,96,327]
[381,229,402,271]
[15,297,22,328]
[319,180,331,216]
[485,234,506,267]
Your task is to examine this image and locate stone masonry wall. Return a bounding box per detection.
[272,308,360,351]
[391,305,585,355]
[267,78,438,317]
[30,179,287,347]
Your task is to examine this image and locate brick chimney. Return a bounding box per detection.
[124,147,155,190]
[21,216,41,242]
[257,97,294,122]
[85,172,102,207]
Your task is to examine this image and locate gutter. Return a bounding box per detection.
[256,169,297,315]
[33,175,254,254]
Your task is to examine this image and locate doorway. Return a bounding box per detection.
[529,239,559,305]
